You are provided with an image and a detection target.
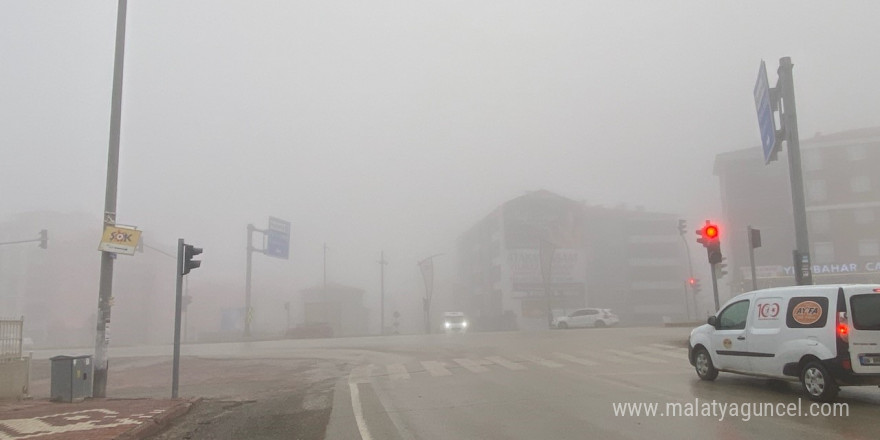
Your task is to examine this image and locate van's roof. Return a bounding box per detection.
[443,311,465,316]
[731,284,880,300]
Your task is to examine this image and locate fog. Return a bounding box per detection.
[3,1,880,340]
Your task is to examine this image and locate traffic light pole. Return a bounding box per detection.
[710,262,720,311]
[245,225,256,338]
[172,239,184,398]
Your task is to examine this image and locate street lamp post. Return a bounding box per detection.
[418,254,442,334]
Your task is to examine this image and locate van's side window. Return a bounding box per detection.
[717,300,750,330]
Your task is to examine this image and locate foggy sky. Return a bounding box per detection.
[3,1,880,307]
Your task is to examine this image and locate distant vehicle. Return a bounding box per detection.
[443,312,469,333]
[552,308,619,329]
[689,284,880,402]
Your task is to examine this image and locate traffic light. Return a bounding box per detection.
[182,243,203,275]
[696,221,722,264]
[678,219,687,236]
[39,229,48,249]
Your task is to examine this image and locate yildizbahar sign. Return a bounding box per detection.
[98,225,142,255]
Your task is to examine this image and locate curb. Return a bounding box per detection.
[116,398,201,440]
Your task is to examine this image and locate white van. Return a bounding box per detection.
[688,284,880,401]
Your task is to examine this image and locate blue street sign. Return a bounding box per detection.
[754,60,778,164]
[265,216,290,259]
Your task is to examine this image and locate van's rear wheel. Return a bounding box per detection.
[694,347,718,381]
[557,322,568,329]
[801,361,839,402]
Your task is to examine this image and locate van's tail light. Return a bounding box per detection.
[837,311,849,343]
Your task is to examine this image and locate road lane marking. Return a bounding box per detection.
[453,358,490,373]
[605,349,667,364]
[638,345,689,360]
[553,352,598,366]
[421,360,452,376]
[386,363,410,380]
[520,355,563,368]
[651,343,689,353]
[485,356,526,370]
[348,368,375,440]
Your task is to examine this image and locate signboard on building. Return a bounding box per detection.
[98,225,142,256]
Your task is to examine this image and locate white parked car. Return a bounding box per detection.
[689,284,880,402]
[553,308,619,329]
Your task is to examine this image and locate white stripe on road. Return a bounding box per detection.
[553,352,598,366]
[386,363,410,381]
[639,346,689,360]
[605,349,667,364]
[453,358,490,373]
[421,360,452,376]
[520,355,563,368]
[651,343,689,353]
[348,367,375,440]
[485,356,526,370]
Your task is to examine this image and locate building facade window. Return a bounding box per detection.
[854,208,876,225]
[858,239,880,257]
[807,180,827,203]
[813,242,835,264]
[803,151,824,171]
[850,175,871,193]
[809,210,831,234]
[846,144,868,161]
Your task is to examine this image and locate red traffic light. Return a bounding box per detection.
[688,277,696,285]
[704,225,719,239]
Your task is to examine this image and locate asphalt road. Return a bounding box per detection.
[25,327,880,439]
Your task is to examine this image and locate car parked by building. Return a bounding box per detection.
[552,308,619,329]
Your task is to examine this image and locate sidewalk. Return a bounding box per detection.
[0,398,196,440]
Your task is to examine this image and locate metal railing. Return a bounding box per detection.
[0,317,24,362]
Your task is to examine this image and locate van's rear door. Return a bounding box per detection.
[846,286,880,374]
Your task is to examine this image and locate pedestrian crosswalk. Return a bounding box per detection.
[359,345,690,381]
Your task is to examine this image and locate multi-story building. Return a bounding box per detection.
[457,190,690,330]
[714,127,880,294]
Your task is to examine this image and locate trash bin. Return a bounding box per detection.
[50,355,93,402]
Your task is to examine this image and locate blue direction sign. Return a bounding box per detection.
[265,216,290,259]
[754,60,778,164]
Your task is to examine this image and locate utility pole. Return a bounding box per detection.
[94,0,128,398]
[244,224,256,337]
[380,251,387,335]
[323,243,328,323]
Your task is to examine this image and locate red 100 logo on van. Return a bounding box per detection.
[757,302,780,319]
